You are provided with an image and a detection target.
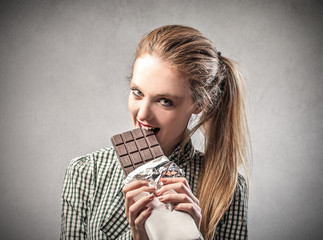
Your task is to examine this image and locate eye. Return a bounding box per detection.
[159,98,174,107]
[130,87,143,97]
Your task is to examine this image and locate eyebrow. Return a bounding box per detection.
[130,82,182,99]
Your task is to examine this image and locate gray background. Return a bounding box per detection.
[0,0,322,239]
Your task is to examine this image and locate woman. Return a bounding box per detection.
[61,25,249,240]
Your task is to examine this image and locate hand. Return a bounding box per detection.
[122,180,156,240]
[156,177,202,229]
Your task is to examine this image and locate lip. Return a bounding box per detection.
[138,120,154,128]
[138,120,160,134]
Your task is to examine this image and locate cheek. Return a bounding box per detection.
[174,108,194,128]
[176,114,191,128]
[160,110,192,129]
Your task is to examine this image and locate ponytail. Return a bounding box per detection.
[197,56,249,239]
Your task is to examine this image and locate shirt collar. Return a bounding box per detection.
[168,138,195,166]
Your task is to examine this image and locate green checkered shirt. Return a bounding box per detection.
[60,139,248,239]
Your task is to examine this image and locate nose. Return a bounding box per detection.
[137,99,154,122]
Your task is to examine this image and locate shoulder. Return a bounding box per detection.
[67,146,116,167]
[222,174,248,218]
[231,173,248,215]
[65,147,119,179]
[234,174,248,200]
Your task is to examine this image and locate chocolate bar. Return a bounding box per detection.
[111,128,164,176]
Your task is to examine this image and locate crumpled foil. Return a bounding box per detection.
[123,156,185,190]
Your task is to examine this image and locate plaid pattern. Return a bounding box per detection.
[61,139,248,239]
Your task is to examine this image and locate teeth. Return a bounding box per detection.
[139,123,156,131]
[142,126,154,131]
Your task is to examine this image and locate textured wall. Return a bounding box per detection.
[0,0,322,239]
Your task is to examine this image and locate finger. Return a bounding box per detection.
[157,182,199,205]
[128,193,154,226]
[124,186,155,217]
[173,203,201,228]
[125,186,156,203]
[134,207,153,229]
[174,202,201,214]
[123,180,149,196]
[160,178,197,203]
[161,177,189,188]
[158,193,193,204]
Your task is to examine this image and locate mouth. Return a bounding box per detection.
[138,121,160,134]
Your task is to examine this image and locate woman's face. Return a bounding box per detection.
[128,55,199,156]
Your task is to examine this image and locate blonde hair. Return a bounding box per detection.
[133,25,249,239]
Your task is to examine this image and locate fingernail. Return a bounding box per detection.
[162,179,167,183]
[155,190,161,196]
[147,207,152,213]
[158,196,163,201]
[149,194,154,200]
[141,181,148,186]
